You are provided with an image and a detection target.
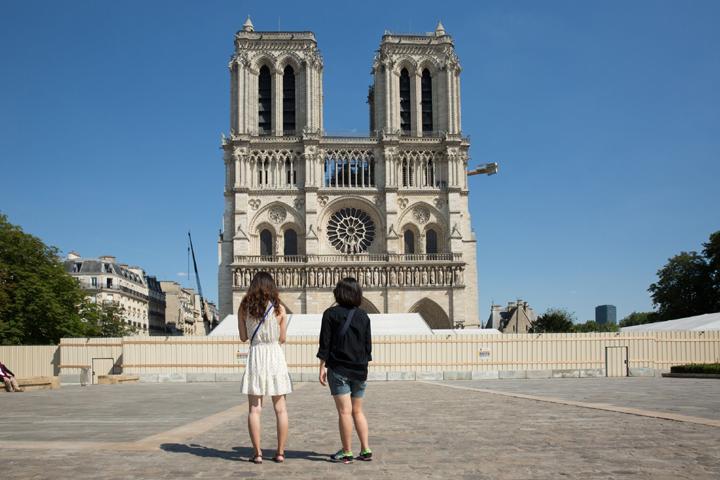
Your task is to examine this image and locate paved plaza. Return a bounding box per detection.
[1,377,719,479]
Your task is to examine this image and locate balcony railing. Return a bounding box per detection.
[234,253,462,264]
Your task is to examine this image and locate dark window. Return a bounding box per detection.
[426,229,438,254]
[260,229,273,256]
[106,278,113,288]
[402,159,410,187]
[421,69,433,134]
[91,277,97,287]
[404,230,415,254]
[399,68,411,134]
[285,159,296,185]
[258,65,272,135]
[283,66,295,135]
[284,229,298,256]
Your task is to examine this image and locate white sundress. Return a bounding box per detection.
[240,304,293,396]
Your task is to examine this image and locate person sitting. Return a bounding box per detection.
[0,361,24,392]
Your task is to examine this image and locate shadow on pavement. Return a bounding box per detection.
[161,443,329,462]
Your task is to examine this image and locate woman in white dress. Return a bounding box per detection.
[238,272,293,464]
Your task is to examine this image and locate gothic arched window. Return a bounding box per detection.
[399,68,411,134]
[283,229,298,256]
[426,229,438,254]
[421,69,433,134]
[404,230,415,254]
[283,66,295,135]
[260,229,273,256]
[258,65,272,135]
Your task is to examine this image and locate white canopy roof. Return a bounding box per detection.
[210,313,496,337]
[620,312,720,332]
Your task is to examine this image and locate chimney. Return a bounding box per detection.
[67,251,81,260]
[99,255,116,263]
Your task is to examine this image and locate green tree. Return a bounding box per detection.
[530,308,575,333]
[619,311,658,328]
[80,301,138,338]
[0,213,91,344]
[702,231,720,312]
[648,250,715,321]
[572,320,619,333]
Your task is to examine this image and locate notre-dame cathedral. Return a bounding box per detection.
[218,18,479,328]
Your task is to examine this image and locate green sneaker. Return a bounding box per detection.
[358,448,373,461]
[331,449,354,463]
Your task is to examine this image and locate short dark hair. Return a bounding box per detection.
[333,277,362,308]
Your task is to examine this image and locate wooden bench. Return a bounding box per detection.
[0,376,60,392]
[97,374,139,385]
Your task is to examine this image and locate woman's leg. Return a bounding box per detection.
[333,394,353,452]
[271,395,288,456]
[247,395,263,456]
[351,396,369,451]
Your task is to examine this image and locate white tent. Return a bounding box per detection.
[620,312,720,332]
[209,313,498,337]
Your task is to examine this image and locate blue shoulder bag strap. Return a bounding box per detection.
[338,307,357,339]
[250,304,274,344]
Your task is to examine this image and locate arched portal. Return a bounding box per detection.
[410,298,450,329]
[360,297,380,314]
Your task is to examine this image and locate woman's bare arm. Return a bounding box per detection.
[238,307,248,342]
[277,304,287,344]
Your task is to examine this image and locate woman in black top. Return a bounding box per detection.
[317,277,373,463]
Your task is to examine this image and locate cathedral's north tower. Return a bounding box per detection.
[219,20,479,329]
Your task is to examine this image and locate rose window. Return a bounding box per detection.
[327,208,376,254]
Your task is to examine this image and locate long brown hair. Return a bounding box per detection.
[240,271,280,319]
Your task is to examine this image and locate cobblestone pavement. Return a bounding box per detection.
[1,379,719,479]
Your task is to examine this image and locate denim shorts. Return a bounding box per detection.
[328,368,367,398]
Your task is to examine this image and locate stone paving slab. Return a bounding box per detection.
[440,377,720,421]
[1,379,719,479]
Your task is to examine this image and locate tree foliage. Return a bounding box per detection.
[0,213,90,344]
[530,308,575,333]
[619,311,658,328]
[572,320,619,333]
[80,301,137,338]
[648,231,720,321]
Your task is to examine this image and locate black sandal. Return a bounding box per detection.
[249,452,263,464]
[272,453,285,463]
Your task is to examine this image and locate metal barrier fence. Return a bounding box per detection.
[2,331,719,380]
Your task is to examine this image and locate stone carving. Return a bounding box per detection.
[249,199,261,210]
[413,206,430,224]
[397,197,409,210]
[233,263,465,289]
[235,226,248,240]
[433,198,444,209]
[451,223,462,238]
[317,195,329,207]
[268,206,287,224]
[293,198,305,210]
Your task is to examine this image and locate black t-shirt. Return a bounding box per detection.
[317,305,372,381]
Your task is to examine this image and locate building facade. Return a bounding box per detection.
[218,19,479,328]
[486,300,537,333]
[65,252,165,334]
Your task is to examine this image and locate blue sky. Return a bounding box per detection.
[1,1,718,323]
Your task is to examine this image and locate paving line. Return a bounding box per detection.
[0,384,305,451]
[420,381,720,428]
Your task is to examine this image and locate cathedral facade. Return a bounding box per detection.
[218,19,479,328]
